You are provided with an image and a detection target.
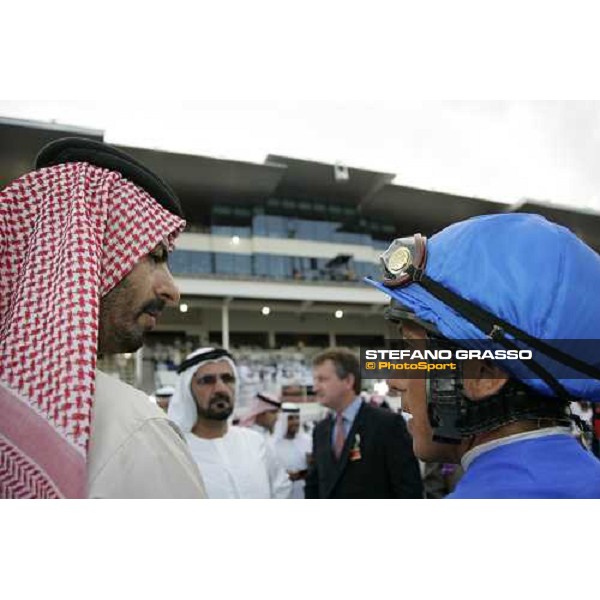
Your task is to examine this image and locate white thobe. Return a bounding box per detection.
[248,423,270,438]
[274,432,312,499]
[185,426,292,499]
[88,371,207,499]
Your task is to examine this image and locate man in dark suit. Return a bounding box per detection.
[305,348,423,499]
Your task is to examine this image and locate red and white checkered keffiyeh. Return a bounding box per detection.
[0,162,185,498]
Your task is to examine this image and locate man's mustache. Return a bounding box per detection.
[138,298,166,318]
[210,392,232,405]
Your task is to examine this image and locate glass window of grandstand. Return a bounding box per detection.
[173,197,397,283]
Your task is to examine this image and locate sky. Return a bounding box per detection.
[2,100,600,211]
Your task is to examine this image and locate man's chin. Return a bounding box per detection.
[215,414,232,421]
[98,330,144,355]
[199,406,234,421]
[120,330,145,353]
[208,410,233,421]
[416,441,456,464]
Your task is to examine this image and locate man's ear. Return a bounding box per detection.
[462,360,510,401]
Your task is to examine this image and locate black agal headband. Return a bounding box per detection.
[256,393,282,408]
[35,137,184,219]
[379,234,600,401]
[177,348,234,374]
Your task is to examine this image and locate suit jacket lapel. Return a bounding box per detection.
[320,415,338,492]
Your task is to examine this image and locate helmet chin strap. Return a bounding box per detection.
[427,370,571,444]
[421,336,572,444]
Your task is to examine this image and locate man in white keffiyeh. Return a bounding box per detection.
[239,392,282,435]
[272,403,312,499]
[0,137,206,499]
[168,348,292,498]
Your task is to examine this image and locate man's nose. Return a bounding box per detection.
[156,265,180,307]
[214,376,231,394]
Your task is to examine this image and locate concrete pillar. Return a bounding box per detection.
[222,301,230,349]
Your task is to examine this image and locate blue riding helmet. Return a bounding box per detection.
[365,213,600,401]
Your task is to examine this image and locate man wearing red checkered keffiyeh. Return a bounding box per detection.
[0,138,206,499]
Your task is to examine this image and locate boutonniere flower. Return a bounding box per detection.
[349,433,362,462]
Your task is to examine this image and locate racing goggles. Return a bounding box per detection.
[380,233,428,287]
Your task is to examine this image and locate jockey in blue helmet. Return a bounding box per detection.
[366,213,600,498]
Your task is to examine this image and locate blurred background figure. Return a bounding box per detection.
[240,392,282,437]
[154,385,175,413]
[593,404,600,458]
[571,400,593,426]
[273,402,313,499]
[305,348,423,499]
[240,391,293,495]
[367,394,392,411]
[570,400,595,449]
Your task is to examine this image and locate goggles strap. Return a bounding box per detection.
[493,335,571,402]
[407,265,600,382]
[418,272,572,401]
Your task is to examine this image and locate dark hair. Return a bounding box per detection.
[313,348,361,394]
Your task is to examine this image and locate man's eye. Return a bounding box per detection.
[150,250,167,263]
